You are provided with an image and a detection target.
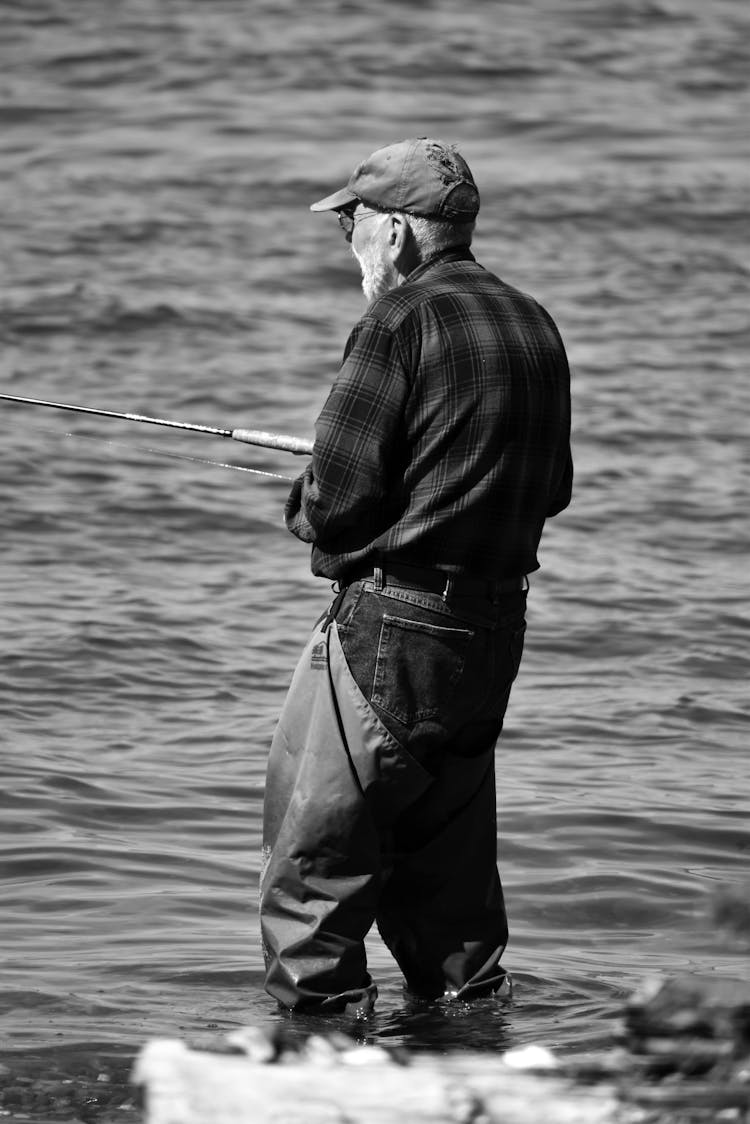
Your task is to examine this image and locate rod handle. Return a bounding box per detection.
[230,428,313,456]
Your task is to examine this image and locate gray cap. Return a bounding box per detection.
[310,137,479,222]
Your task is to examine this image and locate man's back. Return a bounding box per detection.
[304,246,572,580]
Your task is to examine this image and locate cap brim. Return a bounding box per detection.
[310,185,359,212]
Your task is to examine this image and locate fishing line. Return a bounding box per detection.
[0,392,313,456]
[14,423,295,482]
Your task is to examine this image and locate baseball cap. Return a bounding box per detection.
[310,137,479,222]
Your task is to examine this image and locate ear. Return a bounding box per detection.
[386,213,408,259]
[386,213,417,272]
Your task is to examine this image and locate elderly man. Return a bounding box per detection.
[260,138,572,1016]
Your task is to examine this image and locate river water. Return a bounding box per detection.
[1,0,748,1117]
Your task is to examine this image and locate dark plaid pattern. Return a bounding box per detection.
[285,247,572,581]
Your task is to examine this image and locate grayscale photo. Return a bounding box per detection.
[1,1,747,1121]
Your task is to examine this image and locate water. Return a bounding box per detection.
[1,0,748,1114]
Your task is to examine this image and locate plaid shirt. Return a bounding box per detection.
[286,246,572,581]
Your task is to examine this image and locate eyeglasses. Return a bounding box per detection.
[336,206,384,237]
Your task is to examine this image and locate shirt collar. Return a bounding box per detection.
[406,245,476,284]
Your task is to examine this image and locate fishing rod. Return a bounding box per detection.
[0,393,314,456]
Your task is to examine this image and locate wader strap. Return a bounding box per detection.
[320,586,348,632]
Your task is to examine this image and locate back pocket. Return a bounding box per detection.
[371,614,474,726]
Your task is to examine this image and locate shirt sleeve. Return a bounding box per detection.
[285,313,410,545]
[546,447,573,517]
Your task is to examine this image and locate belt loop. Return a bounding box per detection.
[441,575,454,603]
[373,564,384,591]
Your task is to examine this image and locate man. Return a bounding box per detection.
[260,138,572,1016]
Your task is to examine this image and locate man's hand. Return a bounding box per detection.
[284,469,316,542]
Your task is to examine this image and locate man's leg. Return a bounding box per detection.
[376,734,508,999]
[260,621,380,1012]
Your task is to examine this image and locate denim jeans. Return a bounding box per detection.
[334,577,527,999]
[336,578,527,777]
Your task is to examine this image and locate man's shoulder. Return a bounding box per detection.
[366,257,555,334]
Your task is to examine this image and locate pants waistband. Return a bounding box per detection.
[344,561,527,602]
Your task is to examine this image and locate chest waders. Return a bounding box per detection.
[260,611,510,1012]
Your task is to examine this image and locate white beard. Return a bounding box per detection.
[352,242,398,303]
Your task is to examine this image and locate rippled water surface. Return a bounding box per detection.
[1,0,748,1115]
